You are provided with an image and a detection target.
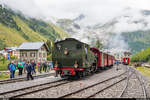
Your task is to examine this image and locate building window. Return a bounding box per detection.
[22,52,27,57]
[30,52,36,57]
[43,53,46,57]
[21,53,23,57]
[41,47,45,51]
[39,53,42,57]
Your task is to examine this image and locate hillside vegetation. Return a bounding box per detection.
[122,30,150,54]
[131,47,150,62]
[0,5,69,49]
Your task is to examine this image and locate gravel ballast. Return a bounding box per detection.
[18,65,125,98]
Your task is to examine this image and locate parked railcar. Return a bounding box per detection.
[104,53,108,67]
[122,57,130,65]
[90,47,107,70]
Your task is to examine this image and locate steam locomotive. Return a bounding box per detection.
[52,38,115,78]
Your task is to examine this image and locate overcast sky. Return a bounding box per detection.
[1,0,150,25]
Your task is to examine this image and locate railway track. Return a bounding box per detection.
[2,65,145,98]
[119,66,147,98]
[0,78,70,98]
[0,73,55,84]
[0,66,116,98]
[58,71,127,98]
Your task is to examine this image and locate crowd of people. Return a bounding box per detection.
[8,59,53,80]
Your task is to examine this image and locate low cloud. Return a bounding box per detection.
[1,0,150,25]
[1,0,150,55]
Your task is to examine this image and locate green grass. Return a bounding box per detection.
[0,72,9,80]
[0,60,10,71]
[0,71,20,80]
[136,66,150,76]
[135,66,150,85]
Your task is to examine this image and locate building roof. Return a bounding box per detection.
[0,50,8,54]
[5,46,18,52]
[0,50,3,54]
[18,42,49,51]
[10,47,18,50]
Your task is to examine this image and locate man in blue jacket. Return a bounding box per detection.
[8,60,16,79]
[115,60,119,70]
[26,61,34,80]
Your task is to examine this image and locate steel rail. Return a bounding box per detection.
[0,79,67,98]
[58,71,127,98]
[0,73,55,84]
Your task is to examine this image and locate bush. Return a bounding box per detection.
[47,54,52,61]
[0,60,10,71]
[131,47,150,63]
[10,55,17,60]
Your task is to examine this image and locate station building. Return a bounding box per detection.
[17,42,49,63]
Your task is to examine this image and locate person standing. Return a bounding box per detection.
[50,61,53,71]
[43,61,47,73]
[23,60,27,74]
[55,61,62,77]
[26,61,34,80]
[18,59,24,76]
[47,61,50,72]
[37,61,41,73]
[31,60,36,75]
[8,60,16,79]
[115,60,119,70]
[40,61,43,73]
[8,61,11,70]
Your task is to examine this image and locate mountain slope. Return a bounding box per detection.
[0,5,69,49]
[56,9,150,54]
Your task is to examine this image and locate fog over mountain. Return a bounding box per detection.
[1,0,150,55]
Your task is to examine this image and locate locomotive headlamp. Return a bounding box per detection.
[64,48,68,55]
[55,61,58,68]
[74,61,78,68]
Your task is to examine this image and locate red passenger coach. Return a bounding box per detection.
[108,55,111,66]
[112,56,115,65]
[104,53,108,67]
[90,47,114,69]
[90,47,102,69]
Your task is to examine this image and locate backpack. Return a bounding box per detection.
[9,64,16,71]
[30,64,34,70]
[18,62,23,68]
[12,64,16,71]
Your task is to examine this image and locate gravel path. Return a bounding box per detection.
[18,65,125,98]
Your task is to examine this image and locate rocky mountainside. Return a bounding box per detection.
[0,5,69,49]
[55,9,150,54]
